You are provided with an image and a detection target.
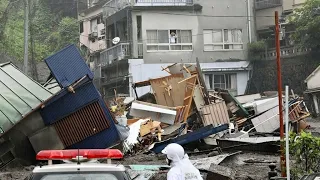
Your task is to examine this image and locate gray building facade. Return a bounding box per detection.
[89,0,256,99]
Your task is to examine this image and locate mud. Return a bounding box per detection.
[2,119,319,180]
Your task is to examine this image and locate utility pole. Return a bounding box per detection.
[247,0,252,43]
[23,0,29,75]
[275,11,286,177]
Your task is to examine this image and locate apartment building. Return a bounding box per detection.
[79,0,256,99]
[78,0,109,90]
[255,0,307,59]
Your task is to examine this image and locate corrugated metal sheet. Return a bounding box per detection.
[0,62,53,133]
[201,101,230,127]
[54,101,110,147]
[44,44,94,88]
[68,98,120,149]
[40,82,101,125]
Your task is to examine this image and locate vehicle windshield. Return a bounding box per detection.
[31,172,130,180]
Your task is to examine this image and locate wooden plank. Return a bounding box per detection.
[178,75,198,84]
[182,76,197,122]
[149,74,186,107]
[196,58,210,105]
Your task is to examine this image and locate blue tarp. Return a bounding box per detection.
[44,44,94,88]
[150,124,229,153]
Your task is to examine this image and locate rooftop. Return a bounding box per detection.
[0,62,53,133]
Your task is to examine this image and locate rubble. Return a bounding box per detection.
[206,164,236,180]
[0,44,315,179]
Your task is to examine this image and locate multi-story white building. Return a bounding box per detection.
[79,0,256,99]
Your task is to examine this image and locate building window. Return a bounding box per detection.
[146,29,192,51]
[205,73,237,95]
[203,29,243,51]
[80,22,84,33]
[90,19,98,33]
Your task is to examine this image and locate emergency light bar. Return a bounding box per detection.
[36,149,123,164]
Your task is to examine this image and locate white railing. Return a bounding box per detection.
[100,43,144,66]
[255,0,282,10]
[100,43,130,66]
[135,0,193,6]
[260,46,311,60]
[104,0,193,17]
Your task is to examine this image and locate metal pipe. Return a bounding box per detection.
[23,0,29,75]
[247,0,252,43]
[275,11,286,177]
[285,85,290,180]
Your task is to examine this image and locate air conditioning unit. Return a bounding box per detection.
[98,24,105,38]
[89,32,98,41]
[100,28,106,35]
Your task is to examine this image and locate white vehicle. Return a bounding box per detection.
[24,149,132,180]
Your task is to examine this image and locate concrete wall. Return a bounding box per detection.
[237,71,250,95]
[307,70,320,90]
[256,6,283,30]
[128,59,171,97]
[247,53,320,96]
[131,0,255,63]
[283,0,294,11]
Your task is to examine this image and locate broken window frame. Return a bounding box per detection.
[205,73,238,95]
[146,29,193,52]
[203,29,243,51]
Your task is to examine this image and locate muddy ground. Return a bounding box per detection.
[0,152,280,180]
[1,118,319,180]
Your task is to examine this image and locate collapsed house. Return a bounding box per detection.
[0,44,313,169]
[0,45,124,168]
[117,61,311,154]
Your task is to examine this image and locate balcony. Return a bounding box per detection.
[255,0,282,10]
[260,46,311,60]
[100,43,143,66]
[104,0,193,17]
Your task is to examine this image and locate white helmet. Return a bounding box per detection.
[161,143,185,162]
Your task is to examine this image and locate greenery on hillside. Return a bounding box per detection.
[290,0,320,51]
[0,0,80,62]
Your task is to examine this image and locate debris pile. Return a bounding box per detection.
[115,62,311,155]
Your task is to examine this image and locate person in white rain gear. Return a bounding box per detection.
[162,143,203,180]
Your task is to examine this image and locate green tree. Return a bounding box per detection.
[0,0,80,62]
[56,17,79,50]
[290,0,320,50]
[289,131,320,179]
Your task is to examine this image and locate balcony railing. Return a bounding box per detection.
[260,46,311,60]
[104,0,193,17]
[255,0,282,10]
[100,43,143,66]
[135,0,193,6]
